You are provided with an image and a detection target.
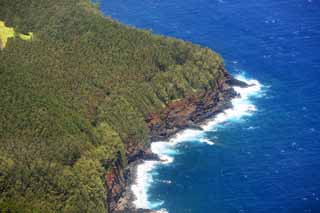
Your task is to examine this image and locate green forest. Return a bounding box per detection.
[0,0,226,212]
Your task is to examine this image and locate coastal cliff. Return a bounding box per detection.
[0,0,245,212]
[107,69,248,212]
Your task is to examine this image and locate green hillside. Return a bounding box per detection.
[0,0,226,212]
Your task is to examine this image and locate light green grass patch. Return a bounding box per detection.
[0,20,33,49]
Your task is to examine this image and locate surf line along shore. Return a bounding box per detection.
[111,71,262,212]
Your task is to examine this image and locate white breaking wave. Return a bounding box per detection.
[131,74,263,211]
[200,138,215,145]
[131,161,159,209]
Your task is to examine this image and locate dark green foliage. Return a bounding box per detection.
[0,0,225,211]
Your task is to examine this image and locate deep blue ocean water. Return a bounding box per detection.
[100,0,320,212]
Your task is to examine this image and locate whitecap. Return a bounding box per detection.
[131,74,264,211]
[202,76,262,131]
[131,160,159,209]
[200,138,215,145]
[161,180,172,184]
[156,209,169,213]
[246,126,259,130]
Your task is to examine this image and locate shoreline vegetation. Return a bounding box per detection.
[116,77,250,212]
[129,76,259,212]
[0,0,247,212]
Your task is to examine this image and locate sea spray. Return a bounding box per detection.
[131,75,263,211]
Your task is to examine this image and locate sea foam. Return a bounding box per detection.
[131,75,263,211]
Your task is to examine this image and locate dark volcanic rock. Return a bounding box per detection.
[146,73,241,141]
[115,208,158,213]
[185,121,203,131]
[107,147,160,212]
[226,77,249,88]
[108,69,248,212]
[106,155,127,212]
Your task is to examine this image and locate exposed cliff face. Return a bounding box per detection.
[106,140,159,212]
[106,68,248,212]
[146,69,238,141]
[125,139,159,164]
[105,157,126,212]
[0,1,251,212]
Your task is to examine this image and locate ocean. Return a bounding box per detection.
[100,0,320,212]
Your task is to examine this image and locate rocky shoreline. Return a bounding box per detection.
[108,69,249,213]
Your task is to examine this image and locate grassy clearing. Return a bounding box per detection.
[0,20,32,48]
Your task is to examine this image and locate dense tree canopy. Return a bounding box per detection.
[0,0,225,212]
